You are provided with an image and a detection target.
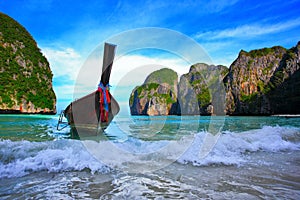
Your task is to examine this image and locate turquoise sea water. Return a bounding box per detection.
[0,114,300,199]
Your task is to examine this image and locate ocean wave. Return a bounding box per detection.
[1,125,299,177]
[0,139,110,179]
[178,125,300,166]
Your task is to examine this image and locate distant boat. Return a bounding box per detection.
[57,43,120,137]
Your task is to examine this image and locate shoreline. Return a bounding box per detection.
[271,114,300,118]
[0,110,56,115]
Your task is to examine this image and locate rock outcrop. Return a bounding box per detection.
[130,42,300,116]
[224,41,300,115]
[129,64,228,116]
[0,13,56,114]
[129,68,178,115]
[177,63,228,115]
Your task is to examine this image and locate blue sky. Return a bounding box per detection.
[1,0,300,113]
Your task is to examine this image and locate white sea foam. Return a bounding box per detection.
[178,125,300,166]
[81,125,300,173]
[1,126,299,177]
[0,139,110,178]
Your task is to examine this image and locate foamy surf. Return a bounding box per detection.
[1,115,299,199]
[178,125,300,166]
[0,139,110,178]
[0,125,299,178]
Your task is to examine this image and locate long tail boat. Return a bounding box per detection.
[57,43,119,137]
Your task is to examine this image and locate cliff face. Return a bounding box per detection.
[129,64,228,116]
[177,63,228,115]
[129,68,178,115]
[0,13,56,114]
[129,42,300,116]
[224,42,300,115]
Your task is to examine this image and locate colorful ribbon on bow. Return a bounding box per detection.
[98,82,111,122]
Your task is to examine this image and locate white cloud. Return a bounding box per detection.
[195,18,300,39]
[42,47,84,80]
[41,46,86,106]
[111,54,190,87]
[53,84,75,100]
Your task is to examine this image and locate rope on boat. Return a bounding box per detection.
[98,82,111,122]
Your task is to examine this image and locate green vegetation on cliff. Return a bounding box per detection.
[130,42,300,116]
[137,83,159,96]
[130,64,227,116]
[241,46,286,58]
[145,68,178,85]
[0,13,56,113]
[129,68,178,115]
[225,41,300,115]
[187,63,227,109]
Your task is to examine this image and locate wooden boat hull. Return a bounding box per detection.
[64,90,119,136]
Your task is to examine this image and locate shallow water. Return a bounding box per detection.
[0,114,299,199]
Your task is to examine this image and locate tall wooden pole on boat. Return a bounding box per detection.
[101,43,117,86]
[97,43,117,132]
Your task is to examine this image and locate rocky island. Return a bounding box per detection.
[0,13,56,114]
[129,64,228,116]
[130,42,300,116]
[129,68,178,115]
[224,42,300,115]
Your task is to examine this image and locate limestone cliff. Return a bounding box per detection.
[0,13,56,114]
[129,64,228,116]
[224,42,300,115]
[177,63,228,115]
[129,42,300,116]
[129,68,178,115]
